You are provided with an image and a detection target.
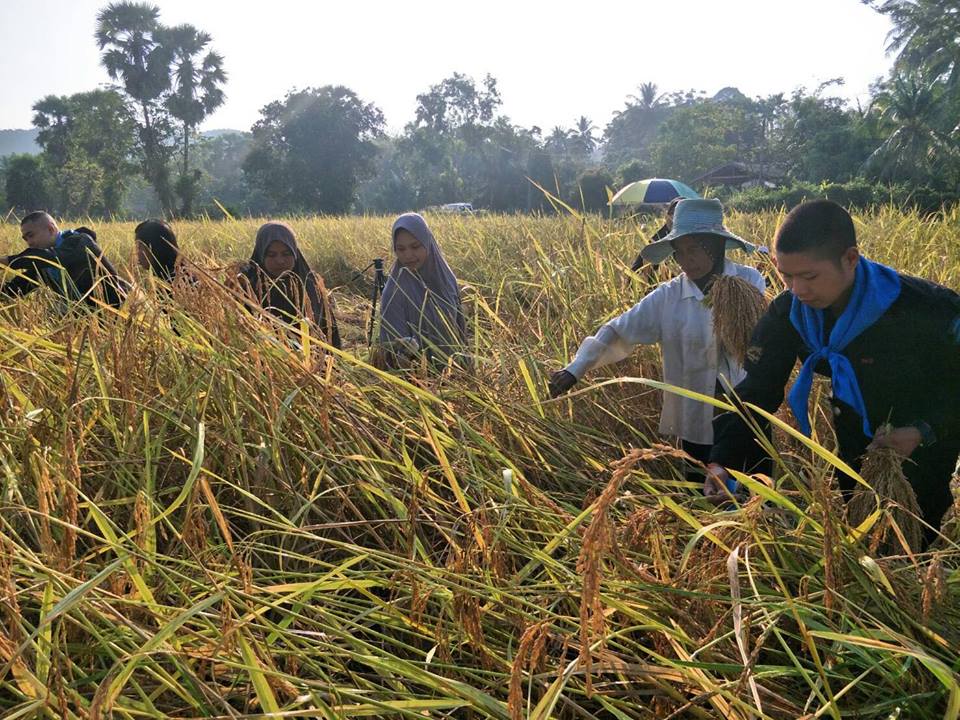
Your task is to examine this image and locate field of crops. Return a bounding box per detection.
[0,207,959,719]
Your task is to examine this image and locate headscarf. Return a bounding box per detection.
[788,257,901,438]
[244,221,341,348]
[135,219,179,282]
[675,234,727,293]
[379,213,465,356]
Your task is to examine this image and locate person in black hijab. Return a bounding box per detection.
[239,221,341,349]
[135,219,179,283]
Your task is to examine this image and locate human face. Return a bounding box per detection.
[394,228,428,271]
[263,240,296,278]
[21,219,57,250]
[775,247,859,312]
[672,235,716,281]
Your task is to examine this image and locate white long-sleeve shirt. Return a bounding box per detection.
[565,259,766,445]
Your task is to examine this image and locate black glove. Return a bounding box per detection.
[548,369,577,398]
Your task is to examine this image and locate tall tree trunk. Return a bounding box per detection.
[140,102,175,213]
[179,124,193,217]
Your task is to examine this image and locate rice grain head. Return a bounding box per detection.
[709,274,768,365]
[849,445,923,554]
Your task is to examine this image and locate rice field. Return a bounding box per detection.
[0,206,959,719]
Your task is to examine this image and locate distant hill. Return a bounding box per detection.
[0,127,241,159]
[0,129,40,157]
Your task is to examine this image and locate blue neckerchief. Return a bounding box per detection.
[787,257,901,438]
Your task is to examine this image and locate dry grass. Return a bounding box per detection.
[0,206,957,718]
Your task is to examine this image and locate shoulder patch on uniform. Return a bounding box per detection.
[746,345,763,364]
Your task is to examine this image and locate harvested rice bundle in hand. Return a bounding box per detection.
[708,274,768,364]
[848,444,924,554]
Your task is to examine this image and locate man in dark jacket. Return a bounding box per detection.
[1,211,127,310]
[705,200,960,542]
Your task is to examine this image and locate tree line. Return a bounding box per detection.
[2,0,958,217]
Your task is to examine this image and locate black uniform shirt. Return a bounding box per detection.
[711,274,960,501]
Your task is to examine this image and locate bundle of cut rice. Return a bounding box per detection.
[708,274,768,365]
[848,445,924,553]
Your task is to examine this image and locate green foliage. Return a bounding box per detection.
[96,1,176,211]
[414,71,502,132]
[615,158,653,187]
[571,166,614,212]
[159,23,227,215]
[372,74,553,213]
[244,86,385,213]
[727,179,957,213]
[3,153,51,212]
[603,82,669,166]
[650,101,744,180]
[777,85,883,183]
[864,71,960,187]
[32,89,138,215]
[95,1,226,216]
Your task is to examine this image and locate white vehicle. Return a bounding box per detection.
[439,202,475,214]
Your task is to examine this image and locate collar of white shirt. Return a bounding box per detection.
[680,258,735,300]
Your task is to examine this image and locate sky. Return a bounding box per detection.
[0,0,895,134]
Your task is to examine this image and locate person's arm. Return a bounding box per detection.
[0,249,49,297]
[57,235,128,307]
[705,295,801,497]
[873,285,960,452]
[564,287,666,381]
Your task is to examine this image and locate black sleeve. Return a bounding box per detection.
[0,248,52,297]
[911,283,960,441]
[55,235,127,307]
[710,293,802,469]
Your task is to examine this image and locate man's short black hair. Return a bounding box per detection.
[775,199,857,261]
[20,210,54,226]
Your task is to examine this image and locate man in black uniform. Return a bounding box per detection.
[705,200,960,543]
[1,211,127,310]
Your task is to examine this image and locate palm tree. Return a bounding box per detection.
[628,82,664,112]
[604,82,667,163]
[573,116,597,156]
[545,126,571,156]
[160,23,227,215]
[864,72,959,184]
[96,1,175,210]
[870,0,960,92]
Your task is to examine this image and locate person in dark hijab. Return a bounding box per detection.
[135,219,179,282]
[240,221,341,349]
[378,213,465,366]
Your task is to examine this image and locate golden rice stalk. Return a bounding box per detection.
[508,622,551,720]
[577,448,643,697]
[921,553,945,623]
[0,536,22,646]
[709,274,768,365]
[848,447,923,554]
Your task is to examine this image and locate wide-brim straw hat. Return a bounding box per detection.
[640,198,757,265]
